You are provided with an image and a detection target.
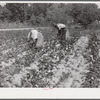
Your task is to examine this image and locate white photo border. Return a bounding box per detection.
[0,1,100,99]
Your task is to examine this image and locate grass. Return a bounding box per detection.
[0,21,53,29]
[0,21,32,29]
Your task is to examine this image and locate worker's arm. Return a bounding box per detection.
[53,23,59,30]
[27,32,32,42]
[33,38,38,47]
[27,32,30,42]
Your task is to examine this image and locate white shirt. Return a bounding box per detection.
[56,24,70,40]
[36,32,44,47]
[31,30,38,40]
[57,23,66,30]
[28,30,44,47]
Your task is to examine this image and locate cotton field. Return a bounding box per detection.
[0,27,100,88]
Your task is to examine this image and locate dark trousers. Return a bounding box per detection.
[57,28,67,48]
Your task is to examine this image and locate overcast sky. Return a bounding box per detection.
[96,3,100,8]
[0,3,100,8]
[0,3,5,6]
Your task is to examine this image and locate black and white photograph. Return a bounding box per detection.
[1,1,100,89]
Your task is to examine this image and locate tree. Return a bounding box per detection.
[31,3,51,17]
[46,4,72,24]
[95,8,100,22]
[67,3,98,28]
[0,6,11,21]
[28,3,52,25]
[5,3,28,22]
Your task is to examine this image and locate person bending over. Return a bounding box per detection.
[27,29,44,50]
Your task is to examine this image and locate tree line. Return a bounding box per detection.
[0,3,100,27]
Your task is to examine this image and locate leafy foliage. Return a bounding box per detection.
[5,3,27,22]
[0,3,99,27]
[0,27,97,88]
[67,3,98,27]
